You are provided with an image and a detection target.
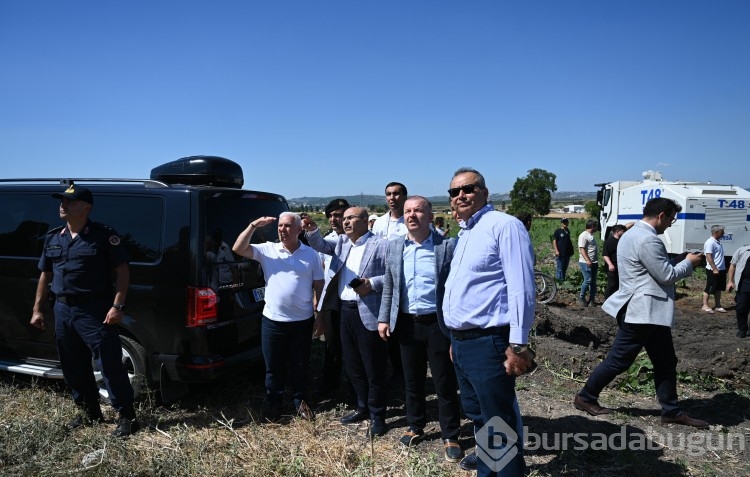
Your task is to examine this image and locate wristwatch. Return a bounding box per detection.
[510,344,528,354]
[112,304,127,311]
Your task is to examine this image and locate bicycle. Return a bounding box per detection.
[535,271,557,304]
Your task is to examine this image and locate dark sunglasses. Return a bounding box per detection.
[448,183,479,198]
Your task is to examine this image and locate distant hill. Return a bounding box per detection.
[288,191,597,210]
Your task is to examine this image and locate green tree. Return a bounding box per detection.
[507,168,557,216]
[584,200,601,218]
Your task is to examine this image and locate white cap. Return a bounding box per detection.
[368,214,378,221]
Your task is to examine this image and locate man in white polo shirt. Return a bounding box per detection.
[233,212,324,422]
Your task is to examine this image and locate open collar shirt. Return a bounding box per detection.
[443,204,536,345]
[400,233,437,315]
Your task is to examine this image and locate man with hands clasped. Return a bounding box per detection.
[377,196,462,462]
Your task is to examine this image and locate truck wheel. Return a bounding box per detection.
[93,336,148,402]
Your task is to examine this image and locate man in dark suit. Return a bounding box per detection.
[378,196,463,463]
[303,207,390,438]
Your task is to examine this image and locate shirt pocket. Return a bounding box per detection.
[44,247,63,261]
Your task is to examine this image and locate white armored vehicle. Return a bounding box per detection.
[596,170,750,257]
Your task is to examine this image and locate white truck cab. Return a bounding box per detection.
[596,170,750,258]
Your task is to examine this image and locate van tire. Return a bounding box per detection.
[94,335,148,403]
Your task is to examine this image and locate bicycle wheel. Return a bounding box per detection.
[535,272,557,304]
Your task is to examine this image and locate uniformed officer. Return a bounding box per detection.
[30,185,139,437]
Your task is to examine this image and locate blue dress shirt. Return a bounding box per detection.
[442,204,536,345]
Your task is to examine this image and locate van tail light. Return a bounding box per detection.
[187,287,218,327]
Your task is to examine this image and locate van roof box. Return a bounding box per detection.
[150,156,244,188]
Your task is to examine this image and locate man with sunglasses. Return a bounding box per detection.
[575,197,708,429]
[442,168,536,476]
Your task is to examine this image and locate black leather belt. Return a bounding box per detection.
[451,325,509,341]
[56,294,106,306]
[399,312,437,324]
[341,300,359,307]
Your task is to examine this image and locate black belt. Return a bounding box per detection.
[451,325,509,341]
[399,312,437,324]
[56,294,106,306]
[341,300,359,308]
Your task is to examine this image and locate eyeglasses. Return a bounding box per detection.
[448,183,479,198]
[665,214,677,224]
[343,215,366,221]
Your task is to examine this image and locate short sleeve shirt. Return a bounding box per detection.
[250,242,324,322]
[39,221,129,296]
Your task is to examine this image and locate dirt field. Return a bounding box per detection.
[513,279,750,476]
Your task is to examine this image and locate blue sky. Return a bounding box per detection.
[1,1,748,199]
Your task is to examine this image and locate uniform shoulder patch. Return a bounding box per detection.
[109,235,121,246]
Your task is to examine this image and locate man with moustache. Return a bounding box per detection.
[378,196,463,462]
[233,212,324,422]
[318,199,350,394]
[303,207,390,438]
[443,167,536,476]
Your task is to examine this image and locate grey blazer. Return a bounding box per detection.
[602,220,694,328]
[377,231,454,337]
[306,229,388,331]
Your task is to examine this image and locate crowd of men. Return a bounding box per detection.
[40,173,739,476]
[238,168,537,476]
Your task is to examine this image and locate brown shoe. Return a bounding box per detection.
[661,413,708,429]
[574,395,614,416]
[297,401,315,421]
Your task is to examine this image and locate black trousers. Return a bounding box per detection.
[605,270,619,299]
[397,314,460,439]
[340,301,388,422]
[736,288,750,335]
[322,309,343,390]
[579,311,681,417]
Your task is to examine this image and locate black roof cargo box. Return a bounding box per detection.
[150,156,244,188]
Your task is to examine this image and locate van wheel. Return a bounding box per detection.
[93,336,147,402]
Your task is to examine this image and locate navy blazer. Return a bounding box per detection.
[377,231,454,337]
[306,229,388,331]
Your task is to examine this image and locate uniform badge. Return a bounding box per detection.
[109,235,121,245]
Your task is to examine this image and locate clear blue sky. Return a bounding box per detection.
[2,1,748,199]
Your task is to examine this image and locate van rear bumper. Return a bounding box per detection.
[155,347,264,383]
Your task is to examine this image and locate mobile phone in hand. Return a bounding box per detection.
[348,277,364,288]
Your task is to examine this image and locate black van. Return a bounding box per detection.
[0,156,288,402]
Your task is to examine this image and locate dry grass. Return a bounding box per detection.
[2,353,748,476]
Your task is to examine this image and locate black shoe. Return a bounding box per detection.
[399,427,424,447]
[444,439,464,462]
[340,410,368,425]
[459,452,477,471]
[296,401,315,421]
[112,417,140,438]
[738,330,748,338]
[578,296,588,307]
[65,413,104,430]
[262,403,282,423]
[573,395,614,416]
[367,419,387,439]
